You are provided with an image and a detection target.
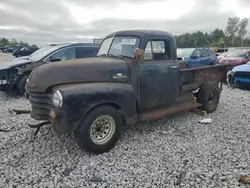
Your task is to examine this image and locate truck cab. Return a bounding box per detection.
[26,30,229,154]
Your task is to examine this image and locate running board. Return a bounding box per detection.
[139,101,202,121]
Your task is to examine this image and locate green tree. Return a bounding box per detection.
[225,17,240,45]
[0,38,9,46]
[9,38,18,45]
[237,18,249,46]
[19,41,29,47]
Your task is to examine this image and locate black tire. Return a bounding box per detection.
[227,74,234,86]
[196,83,220,113]
[74,105,122,154]
[17,75,29,95]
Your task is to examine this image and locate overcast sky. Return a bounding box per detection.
[0,0,250,46]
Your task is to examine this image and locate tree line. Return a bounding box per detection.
[1,16,249,49]
[175,17,250,48]
[0,38,38,48]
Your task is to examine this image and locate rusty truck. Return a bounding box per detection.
[25,30,230,154]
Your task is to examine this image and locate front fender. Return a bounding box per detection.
[56,82,138,127]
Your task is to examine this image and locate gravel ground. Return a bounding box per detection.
[0,86,250,188]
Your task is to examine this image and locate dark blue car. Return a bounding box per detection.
[227,60,250,89]
[177,48,217,68]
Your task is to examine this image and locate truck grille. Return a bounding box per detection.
[28,92,54,121]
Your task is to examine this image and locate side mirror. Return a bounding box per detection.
[134,48,144,63]
[50,58,61,62]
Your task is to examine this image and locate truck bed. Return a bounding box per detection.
[180,64,230,92]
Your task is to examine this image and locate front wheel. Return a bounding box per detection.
[17,75,29,96]
[74,105,123,154]
[196,83,220,113]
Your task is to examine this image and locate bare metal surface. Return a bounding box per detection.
[140,101,202,121]
[90,115,116,145]
[0,86,250,187]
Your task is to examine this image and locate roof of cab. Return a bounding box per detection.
[106,29,175,39]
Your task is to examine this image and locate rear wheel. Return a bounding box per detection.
[74,105,122,154]
[196,83,220,113]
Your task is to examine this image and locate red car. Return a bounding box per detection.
[218,50,250,68]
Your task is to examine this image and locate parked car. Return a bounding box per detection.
[4,45,22,53]
[25,29,230,154]
[218,50,250,68]
[12,46,39,58]
[0,43,100,94]
[214,47,229,56]
[177,48,217,68]
[227,60,250,89]
[216,51,231,63]
[0,46,4,51]
[2,45,11,52]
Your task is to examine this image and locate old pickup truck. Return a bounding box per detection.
[25,30,230,154]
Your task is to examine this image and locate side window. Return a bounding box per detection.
[192,50,201,58]
[207,49,214,56]
[50,47,76,61]
[144,40,170,61]
[75,47,98,58]
[152,41,165,54]
[144,42,153,60]
[201,49,209,57]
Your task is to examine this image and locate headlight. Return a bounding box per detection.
[231,71,235,77]
[52,90,63,107]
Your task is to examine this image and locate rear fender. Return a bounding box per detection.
[56,82,138,130]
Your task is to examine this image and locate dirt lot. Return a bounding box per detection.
[0,52,13,63]
[0,52,250,187]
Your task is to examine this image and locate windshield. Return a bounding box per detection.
[226,51,246,57]
[29,45,63,61]
[219,52,229,56]
[177,48,195,57]
[97,36,140,58]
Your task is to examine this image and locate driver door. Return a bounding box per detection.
[138,38,180,111]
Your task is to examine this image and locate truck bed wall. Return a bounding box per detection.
[179,64,230,92]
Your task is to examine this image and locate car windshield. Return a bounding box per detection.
[219,52,229,56]
[97,36,140,58]
[29,45,63,61]
[226,51,246,57]
[177,48,195,57]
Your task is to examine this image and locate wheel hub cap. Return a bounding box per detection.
[90,115,115,145]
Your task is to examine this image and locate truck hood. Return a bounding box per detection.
[28,57,129,92]
[0,58,31,70]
